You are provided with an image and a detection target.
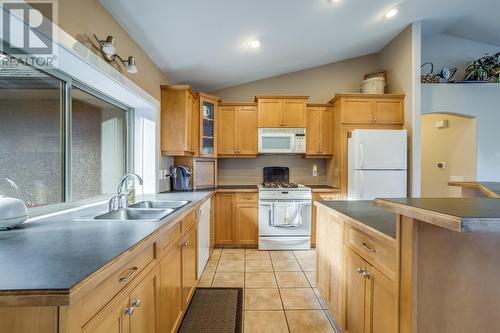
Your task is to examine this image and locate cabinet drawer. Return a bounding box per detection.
[157,221,182,257]
[181,210,197,233]
[236,193,258,204]
[80,244,155,326]
[318,193,341,201]
[345,225,396,280]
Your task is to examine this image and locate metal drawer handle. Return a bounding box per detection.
[118,266,138,283]
[362,242,376,252]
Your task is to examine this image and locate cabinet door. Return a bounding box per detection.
[129,267,159,333]
[316,207,330,300]
[283,99,307,127]
[181,224,198,307]
[320,107,334,155]
[236,106,258,155]
[191,93,199,156]
[235,204,258,245]
[342,99,373,124]
[160,236,183,333]
[373,99,403,124]
[344,248,367,333]
[216,194,235,244]
[366,266,397,333]
[306,107,321,155]
[258,99,283,127]
[217,106,236,155]
[82,293,130,333]
[185,91,194,152]
[199,96,217,157]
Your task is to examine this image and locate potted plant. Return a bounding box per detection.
[465,53,500,82]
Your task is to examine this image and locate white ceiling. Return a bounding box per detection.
[101,0,496,91]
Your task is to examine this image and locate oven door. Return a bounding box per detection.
[258,133,294,153]
[259,200,311,236]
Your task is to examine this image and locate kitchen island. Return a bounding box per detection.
[315,197,500,333]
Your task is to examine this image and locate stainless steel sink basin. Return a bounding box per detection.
[130,200,190,210]
[93,208,175,221]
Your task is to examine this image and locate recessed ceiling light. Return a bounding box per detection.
[385,8,398,18]
[248,39,261,49]
[328,0,341,3]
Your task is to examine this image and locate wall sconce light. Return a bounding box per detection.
[93,34,138,74]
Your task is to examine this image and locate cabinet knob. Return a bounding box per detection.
[363,272,371,279]
[356,268,365,274]
[124,307,135,316]
[131,299,141,308]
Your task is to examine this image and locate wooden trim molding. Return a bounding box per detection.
[328,93,406,104]
[448,181,500,198]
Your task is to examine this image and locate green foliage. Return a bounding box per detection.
[465,53,500,83]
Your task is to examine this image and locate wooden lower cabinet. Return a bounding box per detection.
[83,266,160,333]
[215,193,258,246]
[235,203,258,245]
[216,193,235,244]
[181,224,198,306]
[312,192,341,247]
[159,235,183,333]
[316,204,398,333]
[344,247,397,333]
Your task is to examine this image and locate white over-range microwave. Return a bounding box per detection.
[258,128,306,154]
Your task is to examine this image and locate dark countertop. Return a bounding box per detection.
[0,192,212,292]
[306,185,341,192]
[317,200,396,238]
[448,181,500,198]
[374,198,500,232]
[217,185,258,190]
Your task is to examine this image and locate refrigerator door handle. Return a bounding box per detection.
[359,170,364,199]
[359,142,365,169]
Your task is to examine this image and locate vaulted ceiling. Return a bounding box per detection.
[101,0,497,91]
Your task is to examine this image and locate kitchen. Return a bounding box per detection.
[1,1,500,333]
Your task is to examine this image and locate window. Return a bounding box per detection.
[71,87,126,201]
[0,53,130,209]
[0,58,64,206]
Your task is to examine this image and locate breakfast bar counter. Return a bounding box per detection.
[373,197,500,333]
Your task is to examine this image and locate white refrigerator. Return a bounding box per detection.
[348,129,407,200]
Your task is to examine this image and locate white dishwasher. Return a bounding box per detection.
[197,198,211,279]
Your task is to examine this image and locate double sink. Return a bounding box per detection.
[89,200,191,222]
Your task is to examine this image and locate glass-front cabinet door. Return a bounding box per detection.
[198,93,219,157]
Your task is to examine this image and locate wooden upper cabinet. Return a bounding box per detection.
[161,85,198,156]
[257,98,283,127]
[256,96,308,128]
[283,99,307,127]
[217,105,236,155]
[217,103,257,157]
[236,106,258,155]
[198,93,219,158]
[331,94,404,125]
[306,105,333,156]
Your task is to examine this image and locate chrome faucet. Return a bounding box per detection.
[108,173,144,212]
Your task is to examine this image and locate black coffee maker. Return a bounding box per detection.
[170,165,192,191]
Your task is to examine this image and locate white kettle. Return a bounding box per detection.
[0,196,28,230]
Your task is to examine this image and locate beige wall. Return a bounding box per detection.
[58,0,169,101]
[421,113,477,197]
[378,25,417,196]
[211,54,381,103]
[217,156,327,186]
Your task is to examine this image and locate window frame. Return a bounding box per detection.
[1,48,134,216]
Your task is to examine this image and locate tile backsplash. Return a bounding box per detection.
[217,156,327,185]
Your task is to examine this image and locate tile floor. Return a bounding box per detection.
[198,248,338,333]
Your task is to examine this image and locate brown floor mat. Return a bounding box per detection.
[178,288,243,333]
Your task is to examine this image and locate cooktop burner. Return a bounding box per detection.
[262,182,299,189]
